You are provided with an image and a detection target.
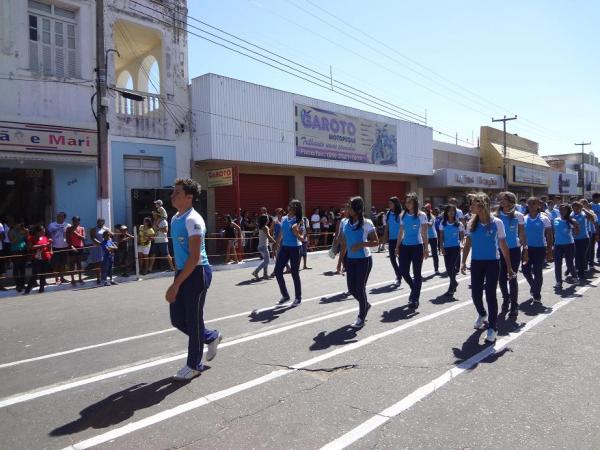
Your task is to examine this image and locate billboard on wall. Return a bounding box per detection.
[513,166,547,185]
[548,171,578,195]
[207,168,233,188]
[295,104,397,165]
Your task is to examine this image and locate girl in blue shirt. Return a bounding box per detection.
[395,192,429,309]
[438,204,464,297]
[553,204,579,288]
[340,196,380,329]
[383,196,403,288]
[273,199,305,307]
[461,193,514,344]
[424,204,440,274]
[571,201,595,280]
[522,197,553,304]
[496,191,526,318]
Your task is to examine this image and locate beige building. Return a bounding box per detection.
[480,126,549,198]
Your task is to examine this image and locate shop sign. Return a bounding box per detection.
[513,166,547,185]
[548,172,577,195]
[295,103,397,165]
[207,167,233,188]
[442,169,503,189]
[0,121,96,156]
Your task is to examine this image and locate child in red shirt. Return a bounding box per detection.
[25,224,53,294]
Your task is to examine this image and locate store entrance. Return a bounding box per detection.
[0,168,52,226]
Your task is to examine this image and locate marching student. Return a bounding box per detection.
[581,199,598,270]
[252,214,276,280]
[496,191,526,318]
[395,192,429,309]
[438,204,464,297]
[553,204,579,289]
[424,204,440,274]
[166,178,222,381]
[383,196,403,287]
[571,201,595,281]
[461,193,514,343]
[522,197,553,304]
[339,196,379,328]
[591,192,600,264]
[273,199,305,306]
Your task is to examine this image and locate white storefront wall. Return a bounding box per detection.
[548,171,578,196]
[421,168,504,190]
[191,74,433,175]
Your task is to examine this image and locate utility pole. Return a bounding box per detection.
[492,115,517,189]
[96,0,110,224]
[575,141,591,196]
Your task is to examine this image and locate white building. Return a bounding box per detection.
[0,0,191,227]
[191,73,433,236]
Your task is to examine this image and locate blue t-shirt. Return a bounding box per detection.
[101,239,114,258]
[553,218,575,246]
[386,211,401,241]
[171,207,209,270]
[426,216,438,239]
[342,219,375,259]
[401,212,427,245]
[548,208,561,221]
[571,212,589,240]
[439,220,464,248]
[466,217,506,260]
[498,211,523,249]
[524,214,551,248]
[281,215,302,247]
[591,203,600,222]
[274,221,282,240]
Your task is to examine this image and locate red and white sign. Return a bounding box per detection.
[207,167,233,188]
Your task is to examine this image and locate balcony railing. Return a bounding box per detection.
[113,87,164,119]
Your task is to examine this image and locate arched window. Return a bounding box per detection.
[115,70,134,114]
[138,55,160,112]
[116,70,133,89]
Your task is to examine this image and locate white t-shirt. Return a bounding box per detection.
[48,221,71,248]
[310,213,321,230]
[154,219,169,244]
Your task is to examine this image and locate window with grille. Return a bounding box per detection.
[28,0,79,78]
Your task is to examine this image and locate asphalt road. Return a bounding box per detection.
[1,249,599,450]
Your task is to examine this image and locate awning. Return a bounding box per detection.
[491,142,549,168]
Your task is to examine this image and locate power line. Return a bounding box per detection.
[131,1,476,145]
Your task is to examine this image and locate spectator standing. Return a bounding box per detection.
[0,220,6,290]
[149,213,175,272]
[116,225,135,276]
[100,230,118,286]
[320,212,330,248]
[138,217,155,275]
[47,212,71,285]
[89,219,110,285]
[24,224,53,294]
[9,221,28,292]
[310,208,321,248]
[224,215,241,264]
[66,216,86,285]
[154,199,168,220]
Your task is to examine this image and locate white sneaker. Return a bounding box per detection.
[173,365,201,381]
[290,298,301,307]
[474,314,488,330]
[485,328,497,343]
[206,331,222,361]
[350,317,364,329]
[277,297,290,305]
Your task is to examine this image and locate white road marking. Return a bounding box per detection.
[0,274,459,408]
[0,273,419,369]
[319,277,600,450]
[62,301,473,449]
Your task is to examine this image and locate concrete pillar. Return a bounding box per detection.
[294,174,305,206]
[362,177,372,211]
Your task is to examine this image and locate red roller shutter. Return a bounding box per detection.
[239,174,291,215]
[371,180,410,211]
[214,184,236,231]
[305,177,360,214]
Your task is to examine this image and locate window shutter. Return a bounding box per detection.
[41,17,52,75]
[66,23,77,78]
[54,22,64,76]
[29,40,39,72]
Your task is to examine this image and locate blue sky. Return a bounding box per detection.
[186,0,598,156]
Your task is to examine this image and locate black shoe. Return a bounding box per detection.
[443,290,453,297]
[23,287,31,295]
[38,286,44,293]
[508,308,518,319]
[408,299,419,309]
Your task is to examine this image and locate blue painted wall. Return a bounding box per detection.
[110,141,177,226]
[53,165,97,228]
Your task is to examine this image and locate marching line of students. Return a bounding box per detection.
[163,180,600,383]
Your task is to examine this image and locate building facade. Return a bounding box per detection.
[420,141,504,208]
[545,153,599,198]
[0,0,190,228]
[480,126,550,199]
[191,73,433,237]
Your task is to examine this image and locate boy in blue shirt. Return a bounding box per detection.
[166,178,222,381]
[100,231,118,286]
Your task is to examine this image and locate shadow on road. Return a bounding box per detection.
[49,375,202,436]
[236,278,265,286]
[380,304,419,323]
[248,305,294,323]
[310,325,358,351]
[369,284,400,295]
[319,293,351,304]
[430,292,459,305]
[452,329,509,367]
[519,300,553,317]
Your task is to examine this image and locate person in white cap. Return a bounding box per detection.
[154,199,168,220]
